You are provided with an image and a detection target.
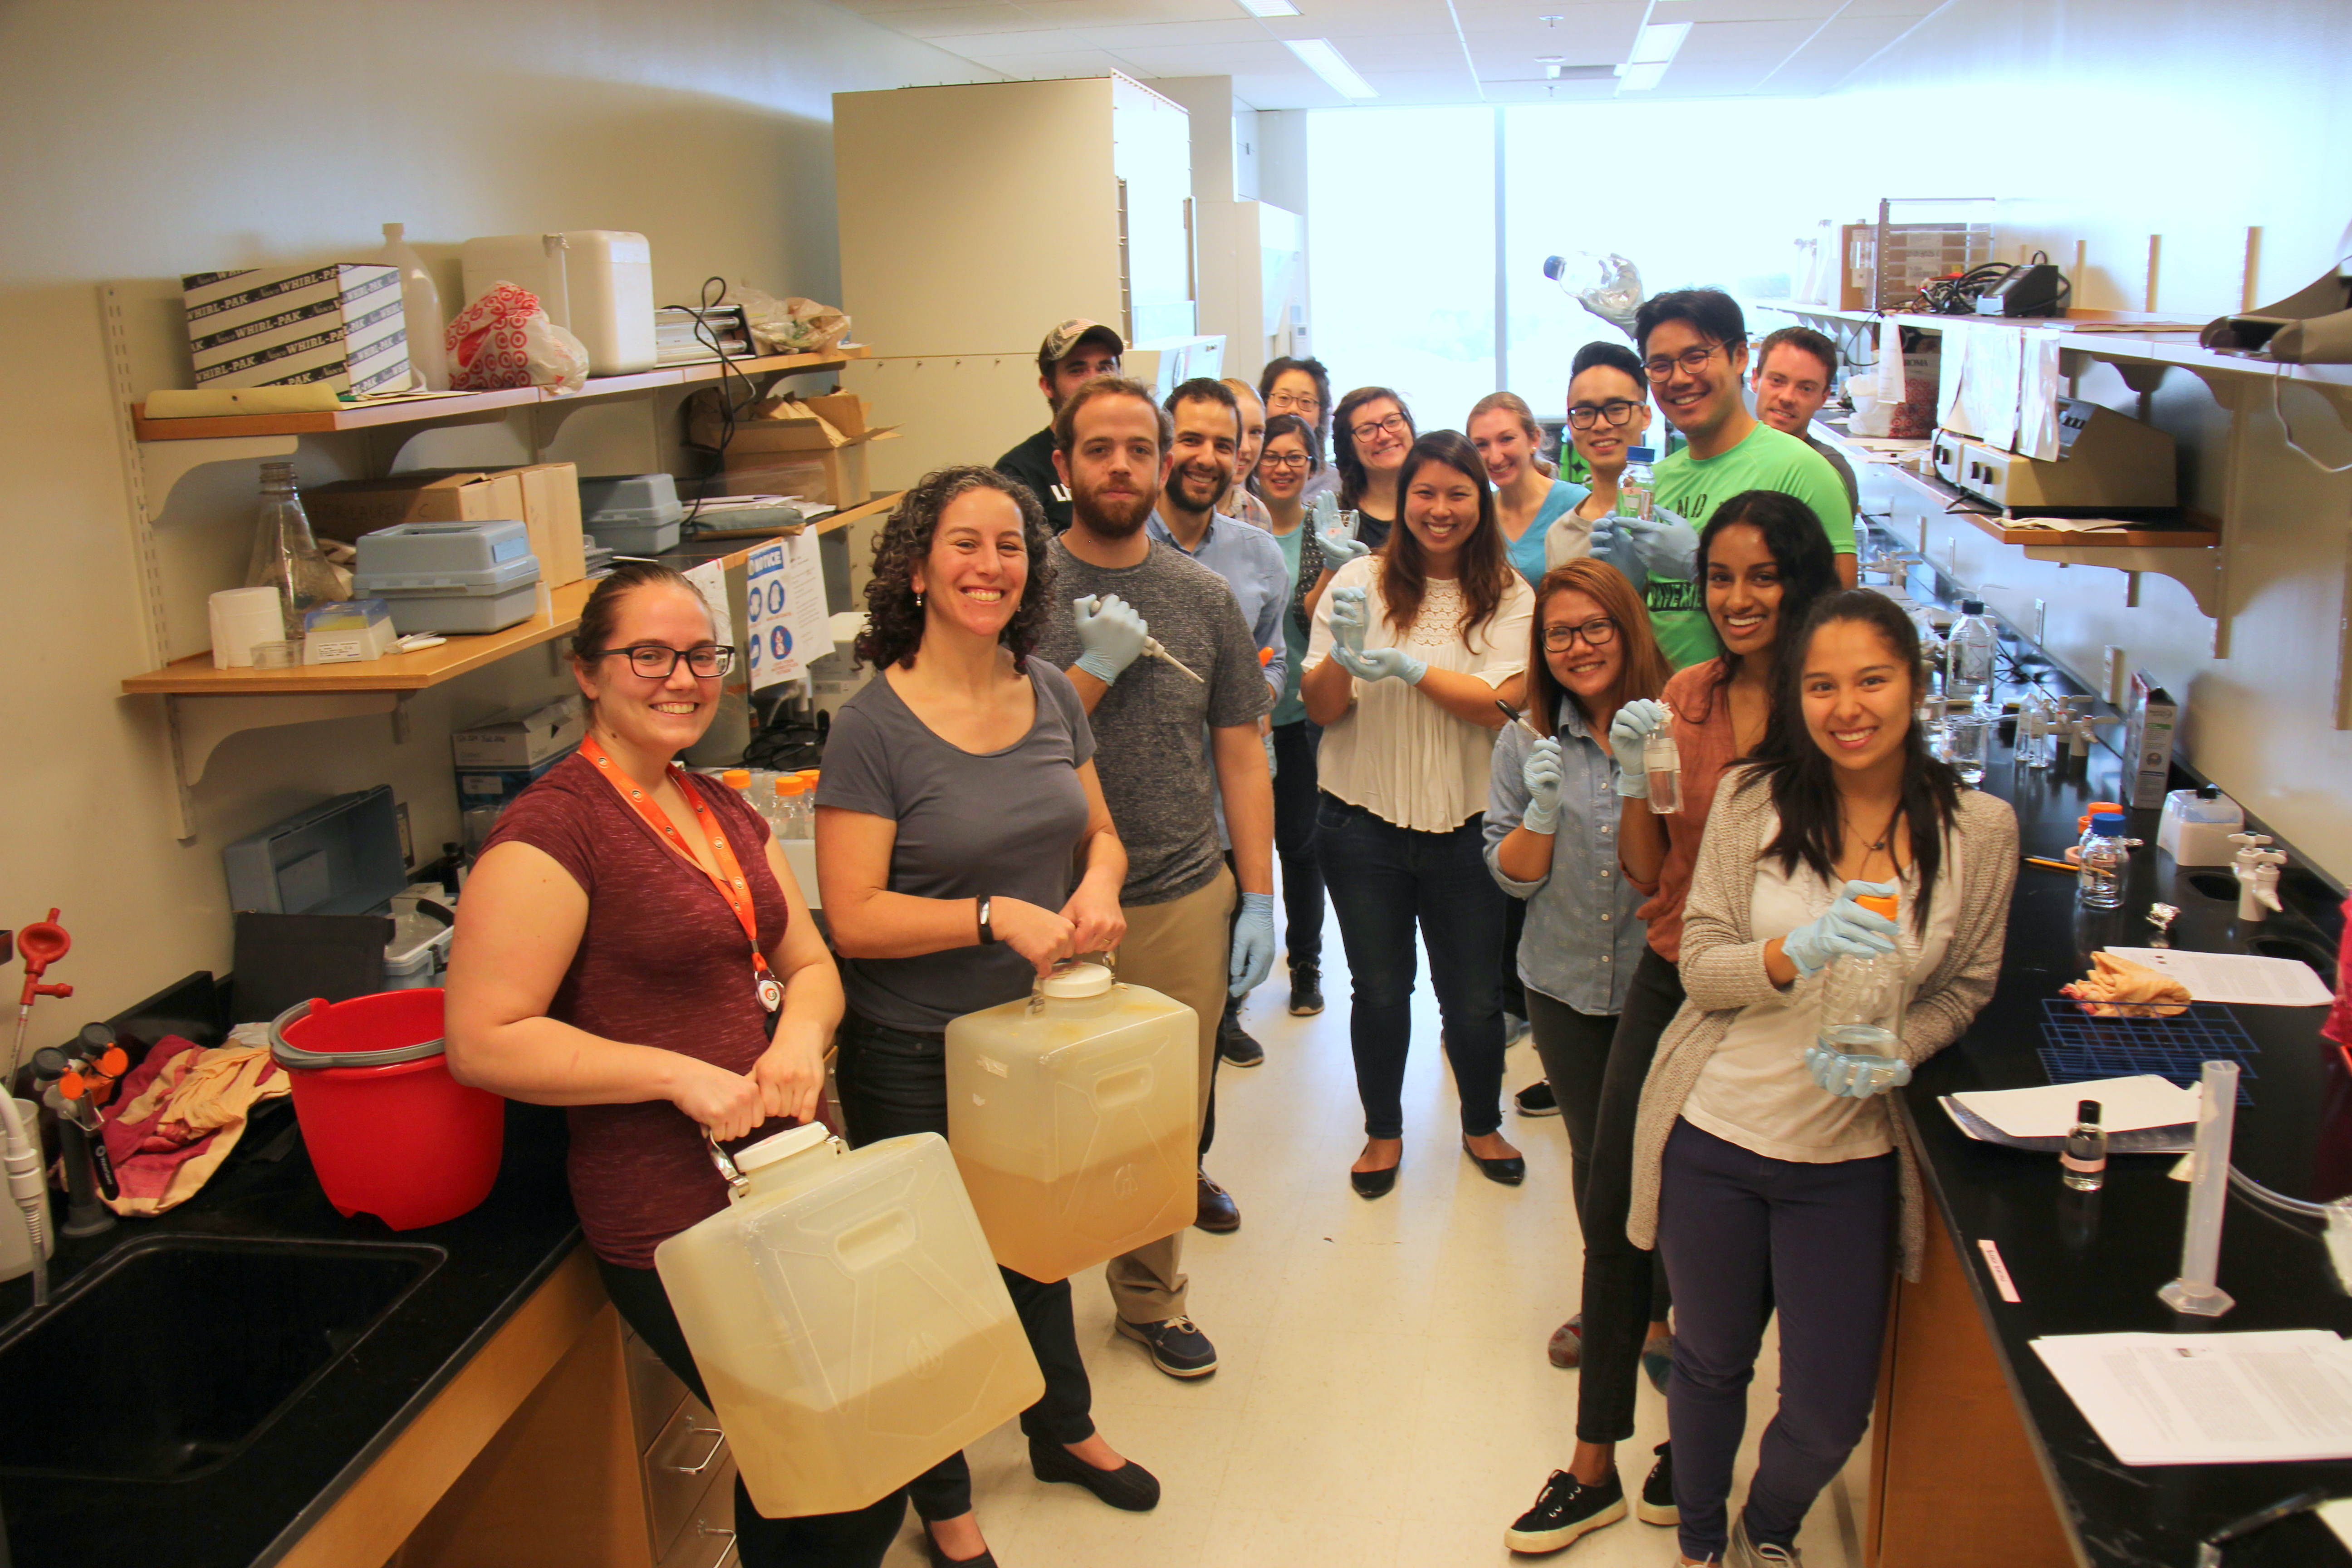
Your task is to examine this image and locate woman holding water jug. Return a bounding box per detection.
[815,466,1160,1568]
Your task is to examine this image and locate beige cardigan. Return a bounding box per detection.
[1625,768,2019,1280]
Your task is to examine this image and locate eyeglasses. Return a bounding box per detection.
[1643,343,1725,382]
[1350,412,1410,443]
[1566,399,1642,430]
[1267,391,1323,415]
[1541,617,1619,651]
[1259,452,1314,471]
[599,643,735,678]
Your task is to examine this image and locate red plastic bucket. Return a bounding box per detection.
[270,990,504,1230]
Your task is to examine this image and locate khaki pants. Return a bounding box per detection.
[1104,864,1234,1324]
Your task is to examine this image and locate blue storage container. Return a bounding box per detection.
[354,519,542,634]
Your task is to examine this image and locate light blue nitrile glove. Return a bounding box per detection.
[1327,583,1370,655]
[1804,1043,1913,1099]
[1618,512,1700,581]
[1264,732,1278,779]
[1230,892,1277,996]
[1318,526,1371,569]
[1073,593,1148,684]
[1781,879,1901,977]
[1336,646,1426,685]
[1519,735,1564,835]
[1607,698,1671,799]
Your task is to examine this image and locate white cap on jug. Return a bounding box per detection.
[734,1121,832,1174]
[1039,962,1114,1000]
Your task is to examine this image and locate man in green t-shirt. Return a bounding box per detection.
[1633,290,1857,666]
[995,318,1123,533]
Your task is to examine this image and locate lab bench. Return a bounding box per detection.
[1871,737,2351,1568]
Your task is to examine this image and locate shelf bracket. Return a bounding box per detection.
[160,691,401,842]
[2016,541,2222,617]
[139,435,299,523]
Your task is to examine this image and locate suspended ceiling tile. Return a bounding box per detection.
[1814,12,1923,41]
[1113,39,1317,73]
[1672,16,1824,61]
[1650,0,1841,22]
[1460,15,1642,54]
[1835,0,1945,14]
[1015,0,1245,22]
[1331,30,1476,63]
[881,5,1058,38]
[1071,18,1281,47]
[926,27,1123,54]
[959,46,1143,74]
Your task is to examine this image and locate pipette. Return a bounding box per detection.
[1143,637,1202,683]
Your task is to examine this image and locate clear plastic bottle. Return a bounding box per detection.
[1815,892,1908,1083]
[376,222,448,391]
[1642,725,1681,816]
[1947,704,1989,785]
[1945,599,1998,711]
[1616,446,1657,521]
[245,462,344,642]
[779,777,813,839]
[2062,1099,2107,1191]
[2017,691,2054,770]
[2078,811,2128,909]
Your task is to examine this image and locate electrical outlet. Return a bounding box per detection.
[2102,646,2127,706]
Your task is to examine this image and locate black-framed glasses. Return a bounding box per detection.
[1350,412,1410,443]
[598,643,734,679]
[1643,343,1725,382]
[1259,452,1314,471]
[1541,617,1619,651]
[1566,399,1642,430]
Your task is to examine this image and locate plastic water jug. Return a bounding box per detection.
[945,962,1198,1283]
[653,1125,1043,1517]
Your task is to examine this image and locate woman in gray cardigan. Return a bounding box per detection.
[1627,590,2018,1568]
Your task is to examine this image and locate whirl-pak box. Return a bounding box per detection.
[182,263,411,393]
[2121,671,2177,810]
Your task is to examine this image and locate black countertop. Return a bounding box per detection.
[0,1009,580,1568]
[1902,741,2352,1568]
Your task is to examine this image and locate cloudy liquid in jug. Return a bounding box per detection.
[953,1120,1197,1284]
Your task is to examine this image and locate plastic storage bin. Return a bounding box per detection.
[579,473,684,555]
[654,1124,1043,1517]
[944,962,1197,1282]
[353,519,542,634]
[269,989,505,1230]
[2158,786,2245,867]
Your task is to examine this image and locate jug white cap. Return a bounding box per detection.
[1039,962,1114,1000]
[733,1122,832,1174]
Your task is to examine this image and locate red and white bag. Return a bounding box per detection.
[444,280,589,392]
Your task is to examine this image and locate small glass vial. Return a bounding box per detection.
[2062,1099,2107,1191]
[2078,812,2128,910]
[1642,726,1681,816]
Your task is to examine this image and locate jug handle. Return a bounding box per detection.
[1028,950,1119,1014]
[705,1131,750,1195]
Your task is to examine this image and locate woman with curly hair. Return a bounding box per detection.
[814,466,1152,1568]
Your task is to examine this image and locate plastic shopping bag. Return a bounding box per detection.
[444,280,590,393]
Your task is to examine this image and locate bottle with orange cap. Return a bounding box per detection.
[1794,884,1913,1098]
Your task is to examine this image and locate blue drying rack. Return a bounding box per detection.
[2036,999,2258,1103]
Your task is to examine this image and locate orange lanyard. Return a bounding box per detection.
[577,734,780,1013]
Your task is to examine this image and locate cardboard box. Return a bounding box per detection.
[2121,672,2177,810]
[692,391,897,509]
[509,462,587,587]
[301,470,527,543]
[182,263,411,394]
[451,695,585,769]
[723,446,872,509]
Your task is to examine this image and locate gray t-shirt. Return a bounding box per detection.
[1807,433,1862,523]
[816,657,1095,1033]
[1034,537,1271,906]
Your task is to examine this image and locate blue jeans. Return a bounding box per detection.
[1315,793,1508,1140]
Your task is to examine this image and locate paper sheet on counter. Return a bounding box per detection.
[1949,1074,2200,1138]
[2031,1330,2352,1465]
[2102,947,2335,1007]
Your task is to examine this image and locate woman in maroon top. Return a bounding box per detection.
[445,561,905,1566]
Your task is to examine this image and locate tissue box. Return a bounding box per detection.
[452,695,586,769]
[300,599,398,664]
[182,263,411,394]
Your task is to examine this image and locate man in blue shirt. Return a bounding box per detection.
[1144,379,1289,1127]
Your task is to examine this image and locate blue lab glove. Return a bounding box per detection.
[1519,735,1564,835]
[1073,593,1148,684]
[1327,584,1370,655]
[1264,732,1278,779]
[1803,1043,1913,1098]
[1318,526,1372,569]
[1781,879,1901,977]
[1607,698,1671,799]
[1617,511,1700,581]
[1229,892,1277,996]
[1334,645,1426,685]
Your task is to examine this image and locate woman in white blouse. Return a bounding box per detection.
[1303,428,1537,1198]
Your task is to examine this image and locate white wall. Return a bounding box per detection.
[0,0,991,1022]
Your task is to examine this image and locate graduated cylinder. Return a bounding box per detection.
[946,962,1198,1283]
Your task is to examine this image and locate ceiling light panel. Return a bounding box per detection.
[1235,0,1300,14]
[1285,36,1380,97]
[1628,21,1691,62]
[1617,59,1667,89]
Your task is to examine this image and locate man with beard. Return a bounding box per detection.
[1145,379,1289,1081]
[996,318,1123,533]
[1034,375,1277,1381]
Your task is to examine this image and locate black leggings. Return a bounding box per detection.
[597,1259,908,1567]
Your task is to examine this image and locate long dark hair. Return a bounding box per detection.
[856,466,1054,670]
[1259,355,1333,451]
[1687,488,1839,724]
[1525,559,1669,738]
[1332,386,1415,512]
[1375,430,1511,648]
[1750,590,1961,934]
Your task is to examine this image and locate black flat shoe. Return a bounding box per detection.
[1029,1436,1161,1511]
[1349,1159,1399,1199]
[922,1524,1000,1568]
[1463,1136,1526,1186]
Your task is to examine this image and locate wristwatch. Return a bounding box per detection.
[977,895,997,945]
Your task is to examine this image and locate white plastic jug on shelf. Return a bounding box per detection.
[653,1124,1042,1518]
[945,960,1197,1283]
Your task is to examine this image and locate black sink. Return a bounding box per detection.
[0,1236,441,1481]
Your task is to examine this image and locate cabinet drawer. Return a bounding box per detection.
[625,1328,691,1455]
[659,1454,741,1568]
[646,1395,731,1561]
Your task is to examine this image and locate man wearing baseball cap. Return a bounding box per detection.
[997,318,1124,533]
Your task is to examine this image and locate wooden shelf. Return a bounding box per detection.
[129,346,871,441]
[118,491,902,696]
[1955,512,2219,549]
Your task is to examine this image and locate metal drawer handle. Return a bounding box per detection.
[662,1425,727,1475]
[697,1522,739,1568]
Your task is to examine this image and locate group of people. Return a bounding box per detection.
[439,284,2017,1568]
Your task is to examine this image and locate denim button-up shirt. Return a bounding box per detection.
[1483,696,1651,1015]
[1147,510,1289,698]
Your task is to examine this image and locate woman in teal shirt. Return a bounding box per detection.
[1255,413,1333,1017]
[1471,390,1585,588]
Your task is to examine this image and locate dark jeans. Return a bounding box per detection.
[1498,897,1529,1022]
[1657,1120,1896,1561]
[833,1013,1096,1523]
[1522,989,1617,1213]
[597,1260,908,1566]
[1270,719,1325,971]
[1573,945,1683,1446]
[1315,793,1508,1140]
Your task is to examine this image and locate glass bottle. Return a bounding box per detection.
[1816,892,1907,1081]
[2062,1099,2107,1191]
[1947,703,1988,785]
[1617,446,1656,521]
[1642,726,1681,816]
[1945,598,1998,710]
[244,462,343,642]
[2078,812,2128,910]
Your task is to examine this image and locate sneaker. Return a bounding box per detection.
[1116,1315,1218,1378]
[1503,1011,1533,1047]
[1287,963,1325,1016]
[1505,1469,1626,1555]
[1642,1331,1676,1396]
[1217,1009,1265,1068]
[1515,1079,1560,1117]
[1546,1314,1583,1369]
[1728,1514,1802,1567]
[1638,1442,1677,1526]
[1193,1171,1240,1233]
